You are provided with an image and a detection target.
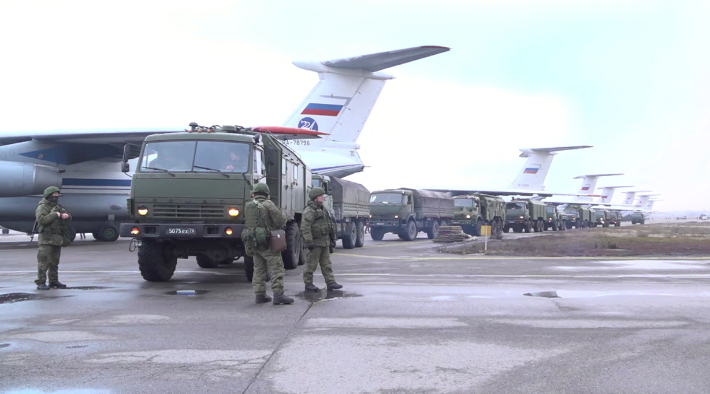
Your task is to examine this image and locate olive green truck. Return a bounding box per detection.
[368,188,454,241]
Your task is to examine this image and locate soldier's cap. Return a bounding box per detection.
[309,187,325,201]
[43,186,62,198]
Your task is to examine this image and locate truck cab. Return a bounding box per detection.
[368,188,453,241]
[631,212,646,225]
[452,194,505,237]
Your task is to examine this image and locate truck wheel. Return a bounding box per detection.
[342,222,356,249]
[281,222,301,270]
[539,219,545,232]
[244,255,254,282]
[615,222,621,227]
[473,219,482,236]
[402,220,417,241]
[138,240,177,282]
[427,220,440,239]
[298,244,306,265]
[371,228,385,241]
[552,221,558,231]
[95,224,119,242]
[524,221,532,233]
[196,255,221,269]
[355,221,365,247]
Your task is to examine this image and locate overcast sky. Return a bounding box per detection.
[1,0,708,211]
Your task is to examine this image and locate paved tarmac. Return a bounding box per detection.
[1,229,709,394]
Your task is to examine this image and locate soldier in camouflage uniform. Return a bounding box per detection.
[301,188,342,291]
[34,186,72,290]
[242,183,294,305]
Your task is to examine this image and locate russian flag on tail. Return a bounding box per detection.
[523,167,539,174]
[581,186,590,191]
[301,103,344,117]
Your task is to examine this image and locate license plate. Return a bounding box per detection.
[166,227,196,235]
[375,222,385,226]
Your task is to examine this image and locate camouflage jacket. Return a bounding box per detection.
[35,199,71,246]
[244,196,287,231]
[301,201,335,247]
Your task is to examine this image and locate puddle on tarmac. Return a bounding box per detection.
[297,289,363,302]
[164,290,210,296]
[66,286,112,290]
[556,260,709,271]
[524,291,560,298]
[0,293,41,304]
[66,344,88,349]
[0,343,10,349]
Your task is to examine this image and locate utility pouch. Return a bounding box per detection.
[254,227,270,247]
[241,228,255,257]
[269,229,287,252]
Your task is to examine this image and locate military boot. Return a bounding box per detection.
[255,294,272,304]
[36,283,50,291]
[326,282,343,290]
[305,283,319,292]
[273,292,294,305]
[49,282,67,289]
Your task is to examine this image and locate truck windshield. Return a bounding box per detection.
[454,199,474,208]
[506,202,526,211]
[546,206,556,214]
[564,207,578,214]
[139,141,250,173]
[370,193,404,204]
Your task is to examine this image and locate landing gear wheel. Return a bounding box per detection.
[244,256,254,282]
[403,221,417,241]
[196,255,221,268]
[138,240,177,282]
[281,221,301,270]
[355,221,365,247]
[1,228,9,235]
[427,220,440,239]
[371,228,385,241]
[95,224,119,242]
[342,221,356,249]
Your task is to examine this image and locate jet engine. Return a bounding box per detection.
[1,162,63,197]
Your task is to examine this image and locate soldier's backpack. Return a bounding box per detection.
[241,200,271,255]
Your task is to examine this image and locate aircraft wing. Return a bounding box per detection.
[427,187,601,199]
[0,128,180,146]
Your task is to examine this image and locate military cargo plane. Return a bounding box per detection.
[0,45,450,240]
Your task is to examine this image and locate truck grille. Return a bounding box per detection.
[152,204,224,219]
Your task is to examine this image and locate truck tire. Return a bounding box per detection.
[524,221,532,233]
[427,220,440,239]
[196,255,221,269]
[473,219,482,236]
[138,240,177,282]
[244,255,254,282]
[355,221,365,247]
[342,221,356,249]
[282,222,301,270]
[615,222,621,227]
[371,228,385,241]
[299,245,306,265]
[95,224,119,242]
[533,220,540,232]
[403,220,417,241]
[552,221,558,231]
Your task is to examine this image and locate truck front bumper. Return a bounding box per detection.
[450,219,473,226]
[367,220,402,232]
[119,223,245,239]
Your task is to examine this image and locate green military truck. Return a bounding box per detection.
[544,204,566,231]
[631,212,646,225]
[504,198,547,233]
[608,210,622,227]
[368,188,454,241]
[312,174,370,249]
[562,205,592,229]
[451,194,505,238]
[119,123,310,282]
[592,208,611,227]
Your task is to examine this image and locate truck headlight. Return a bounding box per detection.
[466,214,471,219]
[228,208,240,217]
[394,215,399,219]
[137,206,149,216]
[520,215,524,219]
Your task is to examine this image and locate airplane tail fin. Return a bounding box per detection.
[597,185,632,204]
[509,145,592,191]
[283,46,450,143]
[572,173,623,200]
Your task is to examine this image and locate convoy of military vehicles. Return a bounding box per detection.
[103,123,648,282]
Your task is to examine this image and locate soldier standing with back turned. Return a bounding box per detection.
[301,188,343,291]
[242,183,294,305]
[34,186,71,290]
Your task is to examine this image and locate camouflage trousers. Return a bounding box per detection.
[252,249,285,295]
[35,244,61,285]
[303,246,335,285]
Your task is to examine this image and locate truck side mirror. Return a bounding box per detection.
[121,162,130,173]
[407,196,412,204]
